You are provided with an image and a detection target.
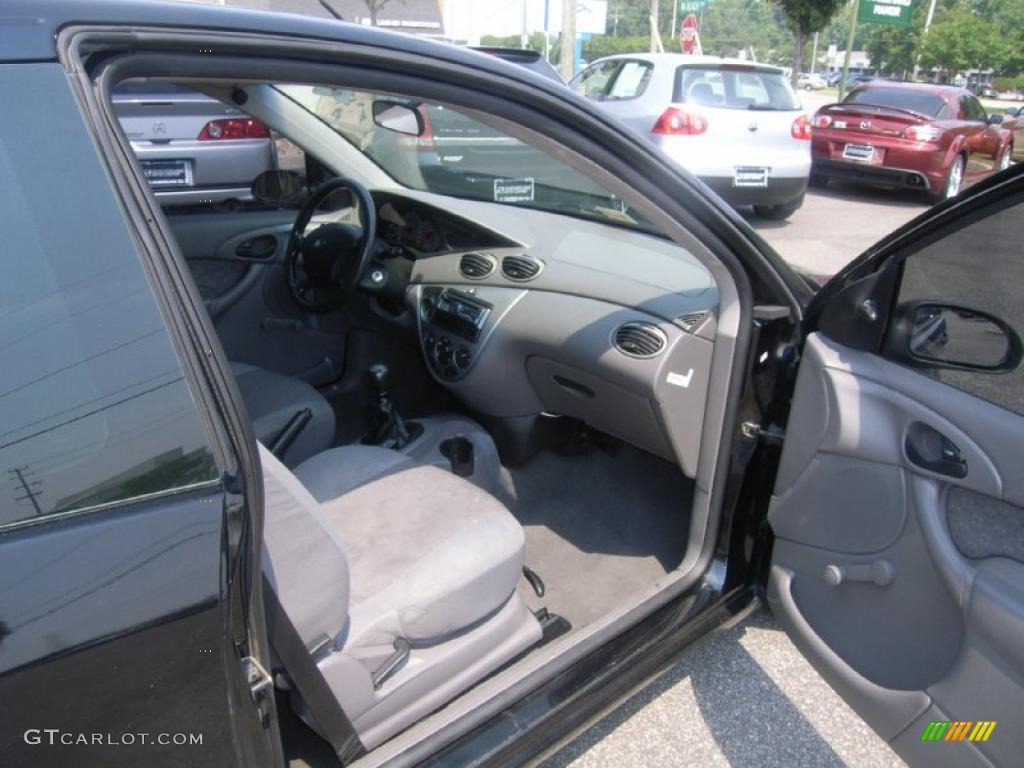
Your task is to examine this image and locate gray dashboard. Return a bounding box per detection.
[392,192,719,479]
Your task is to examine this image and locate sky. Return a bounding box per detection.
[442,0,588,43]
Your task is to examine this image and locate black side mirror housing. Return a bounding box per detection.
[884,301,1023,373]
[372,100,424,137]
[987,112,1004,125]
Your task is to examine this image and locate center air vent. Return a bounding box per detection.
[501,255,543,281]
[458,252,496,279]
[613,322,667,358]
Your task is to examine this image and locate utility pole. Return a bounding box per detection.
[650,0,665,53]
[838,0,861,100]
[544,0,551,60]
[559,0,576,80]
[912,0,939,81]
[811,32,819,75]
[10,466,43,515]
[671,0,678,45]
[521,0,529,49]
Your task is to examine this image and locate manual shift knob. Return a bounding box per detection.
[369,363,390,394]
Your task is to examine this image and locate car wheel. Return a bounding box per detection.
[929,155,964,204]
[753,194,804,220]
[809,172,829,188]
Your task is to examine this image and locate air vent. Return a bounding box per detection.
[613,322,667,358]
[678,311,708,332]
[458,252,495,279]
[501,255,542,281]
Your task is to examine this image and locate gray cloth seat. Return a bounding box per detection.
[231,361,335,467]
[259,443,541,749]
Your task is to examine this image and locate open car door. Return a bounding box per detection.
[768,165,1024,767]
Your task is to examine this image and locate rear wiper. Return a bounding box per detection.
[747,105,787,111]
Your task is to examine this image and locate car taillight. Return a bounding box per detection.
[904,125,941,143]
[416,106,437,151]
[652,107,708,136]
[197,118,270,140]
[791,114,813,140]
[814,114,832,129]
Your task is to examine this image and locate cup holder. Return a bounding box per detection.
[439,436,475,478]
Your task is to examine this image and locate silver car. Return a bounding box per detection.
[112,83,276,207]
[571,54,811,219]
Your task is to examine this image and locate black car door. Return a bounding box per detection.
[768,165,1024,766]
[0,63,277,767]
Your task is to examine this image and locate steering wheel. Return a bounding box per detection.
[285,177,377,313]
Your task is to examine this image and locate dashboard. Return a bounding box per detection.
[370,189,720,480]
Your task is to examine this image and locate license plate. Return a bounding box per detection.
[733,166,768,188]
[842,143,878,163]
[140,159,192,187]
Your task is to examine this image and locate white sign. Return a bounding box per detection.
[576,0,608,35]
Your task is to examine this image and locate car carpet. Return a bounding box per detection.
[496,445,693,630]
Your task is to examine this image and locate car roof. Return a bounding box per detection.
[587,52,784,74]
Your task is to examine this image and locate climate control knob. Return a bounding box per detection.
[455,345,472,369]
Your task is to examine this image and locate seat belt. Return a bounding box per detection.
[262,575,365,764]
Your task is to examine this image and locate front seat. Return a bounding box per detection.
[230,362,335,467]
[259,443,542,750]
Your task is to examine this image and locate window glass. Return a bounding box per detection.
[889,193,1024,415]
[676,67,800,110]
[0,67,218,529]
[280,85,655,233]
[846,87,947,117]
[112,81,303,213]
[606,61,653,100]
[570,60,620,101]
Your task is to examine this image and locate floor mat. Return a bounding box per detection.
[497,446,693,630]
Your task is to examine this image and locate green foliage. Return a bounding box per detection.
[771,0,846,37]
[478,32,548,53]
[918,5,1009,76]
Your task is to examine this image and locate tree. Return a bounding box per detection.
[364,0,405,25]
[772,0,846,84]
[918,7,1008,79]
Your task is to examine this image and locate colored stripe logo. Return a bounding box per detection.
[920,721,996,742]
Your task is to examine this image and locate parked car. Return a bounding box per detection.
[112,82,276,207]
[571,54,811,219]
[4,4,1024,768]
[811,80,1015,202]
[797,72,827,91]
[470,46,563,82]
[1003,106,1024,160]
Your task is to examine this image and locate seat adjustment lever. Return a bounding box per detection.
[372,637,411,690]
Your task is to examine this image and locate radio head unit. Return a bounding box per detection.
[429,289,491,342]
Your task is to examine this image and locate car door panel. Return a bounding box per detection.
[167,211,348,386]
[769,331,1024,766]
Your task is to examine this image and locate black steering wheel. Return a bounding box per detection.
[285,177,377,313]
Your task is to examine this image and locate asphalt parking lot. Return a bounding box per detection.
[541,608,904,768]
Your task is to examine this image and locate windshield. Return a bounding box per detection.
[278,84,652,231]
[843,87,947,117]
[675,67,800,111]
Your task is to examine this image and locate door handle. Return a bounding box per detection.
[905,422,967,479]
[823,560,894,587]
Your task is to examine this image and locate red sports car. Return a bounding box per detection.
[811,81,1015,203]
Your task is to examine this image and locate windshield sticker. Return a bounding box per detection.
[494,178,535,203]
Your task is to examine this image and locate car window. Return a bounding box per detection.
[675,66,800,110]
[279,85,656,232]
[112,81,304,214]
[887,193,1024,415]
[0,67,219,530]
[846,87,947,117]
[606,60,653,101]
[570,60,620,101]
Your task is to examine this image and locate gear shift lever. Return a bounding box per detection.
[364,363,415,449]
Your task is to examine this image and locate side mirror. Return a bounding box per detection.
[987,112,1004,125]
[251,170,306,207]
[1005,106,1020,117]
[372,100,424,137]
[886,301,1023,372]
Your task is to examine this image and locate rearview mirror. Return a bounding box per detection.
[886,301,1023,372]
[372,100,424,137]
[251,170,306,207]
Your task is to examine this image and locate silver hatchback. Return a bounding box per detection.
[571,54,811,219]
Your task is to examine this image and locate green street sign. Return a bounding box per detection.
[857,0,914,27]
[679,0,709,12]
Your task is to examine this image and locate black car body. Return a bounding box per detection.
[2,4,1023,768]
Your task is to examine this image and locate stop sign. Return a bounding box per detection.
[679,13,699,54]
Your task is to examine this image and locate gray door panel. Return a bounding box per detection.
[167,211,348,385]
[769,332,1024,766]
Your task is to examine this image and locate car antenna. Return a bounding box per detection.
[318,0,345,20]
